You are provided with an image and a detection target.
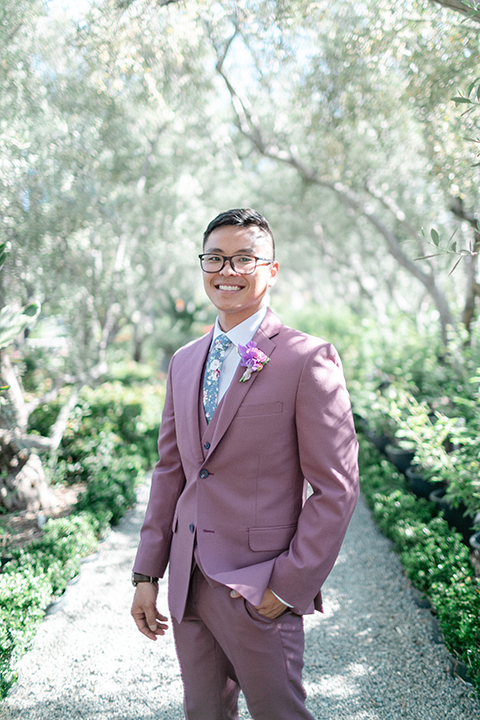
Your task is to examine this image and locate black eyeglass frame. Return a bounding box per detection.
[198,253,273,275]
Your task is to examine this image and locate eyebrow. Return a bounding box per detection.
[203,247,257,254]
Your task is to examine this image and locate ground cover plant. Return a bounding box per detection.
[358,436,480,694]
[283,305,480,692]
[0,372,165,699]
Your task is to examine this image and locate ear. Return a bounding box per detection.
[268,261,279,288]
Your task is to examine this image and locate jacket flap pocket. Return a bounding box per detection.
[248,524,296,552]
[237,402,283,417]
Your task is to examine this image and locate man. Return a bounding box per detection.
[131,208,359,720]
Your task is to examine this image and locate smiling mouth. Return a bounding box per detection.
[216,284,244,291]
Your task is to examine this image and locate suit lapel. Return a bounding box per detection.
[206,310,281,454]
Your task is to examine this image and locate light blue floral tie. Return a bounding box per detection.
[203,334,232,424]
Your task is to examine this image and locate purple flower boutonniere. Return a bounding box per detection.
[237,341,270,382]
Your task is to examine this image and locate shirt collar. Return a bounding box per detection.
[212,306,268,348]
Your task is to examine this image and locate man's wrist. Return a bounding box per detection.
[270,589,294,607]
[131,572,159,587]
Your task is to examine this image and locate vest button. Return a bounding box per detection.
[199,469,210,479]
[189,524,195,533]
[204,442,211,450]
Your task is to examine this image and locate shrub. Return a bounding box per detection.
[0,514,98,697]
[75,453,145,526]
[400,520,472,594]
[28,380,165,484]
[0,568,52,697]
[359,434,480,693]
[432,580,480,683]
[1,374,166,699]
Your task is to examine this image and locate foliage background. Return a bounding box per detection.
[1,0,480,702]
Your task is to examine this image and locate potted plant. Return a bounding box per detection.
[350,386,399,453]
[428,486,474,544]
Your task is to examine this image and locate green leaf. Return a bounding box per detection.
[23,303,40,318]
[415,254,443,261]
[450,241,457,253]
[448,257,463,276]
[452,96,472,104]
[0,243,8,269]
[430,228,440,247]
[0,302,41,349]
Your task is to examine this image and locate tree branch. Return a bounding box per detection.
[429,0,480,23]
[364,180,426,254]
[0,352,29,433]
[214,52,455,342]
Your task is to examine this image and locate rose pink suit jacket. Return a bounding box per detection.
[134,309,359,623]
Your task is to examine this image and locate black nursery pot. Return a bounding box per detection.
[470,531,480,560]
[365,428,391,454]
[405,466,439,500]
[385,444,415,474]
[0,557,13,573]
[429,487,473,544]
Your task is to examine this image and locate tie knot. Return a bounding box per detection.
[210,334,232,359]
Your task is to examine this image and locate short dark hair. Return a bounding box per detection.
[203,208,275,259]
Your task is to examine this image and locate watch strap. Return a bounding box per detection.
[132,572,159,586]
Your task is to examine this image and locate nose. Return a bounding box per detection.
[219,258,239,275]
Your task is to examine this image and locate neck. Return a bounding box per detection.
[218,306,267,333]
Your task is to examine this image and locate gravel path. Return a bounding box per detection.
[1,478,479,720]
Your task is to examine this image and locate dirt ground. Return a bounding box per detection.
[0,482,84,553]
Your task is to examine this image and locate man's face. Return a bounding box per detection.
[202,225,279,331]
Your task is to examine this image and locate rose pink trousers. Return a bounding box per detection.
[172,566,316,720]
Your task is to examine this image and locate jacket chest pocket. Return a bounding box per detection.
[237,402,283,417]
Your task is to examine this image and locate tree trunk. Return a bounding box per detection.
[0,436,58,513]
[462,253,478,334]
[0,351,62,513]
[450,197,480,334]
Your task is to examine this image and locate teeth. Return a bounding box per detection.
[218,285,241,291]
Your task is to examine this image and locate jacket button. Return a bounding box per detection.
[189,524,195,533]
[199,469,210,479]
[204,442,210,450]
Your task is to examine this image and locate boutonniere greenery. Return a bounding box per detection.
[237,341,270,382]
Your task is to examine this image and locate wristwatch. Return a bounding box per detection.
[131,572,159,587]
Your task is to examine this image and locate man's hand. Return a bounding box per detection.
[254,587,288,619]
[131,582,169,640]
[230,586,288,619]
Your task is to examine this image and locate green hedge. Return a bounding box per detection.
[0,513,98,697]
[359,436,480,692]
[0,375,165,699]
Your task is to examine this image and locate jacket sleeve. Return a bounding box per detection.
[133,356,186,578]
[268,343,359,613]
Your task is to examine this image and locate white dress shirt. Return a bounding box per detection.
[211,306,268,403]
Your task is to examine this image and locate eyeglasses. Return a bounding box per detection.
[198,253,273,275]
